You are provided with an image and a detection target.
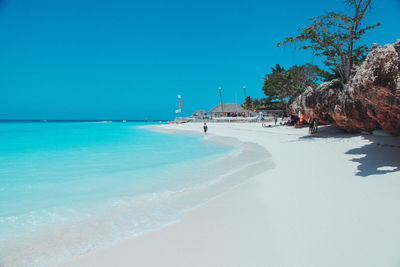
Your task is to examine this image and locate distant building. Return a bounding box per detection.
[191,110,208,119]
[209,103,254,117]
[256,109,286,117]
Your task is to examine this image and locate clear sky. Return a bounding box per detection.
[0,0,399,120]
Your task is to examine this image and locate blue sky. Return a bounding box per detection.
[0,0,399,120]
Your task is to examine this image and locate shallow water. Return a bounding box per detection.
[0,122,272,266]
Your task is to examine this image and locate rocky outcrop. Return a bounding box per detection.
[288,39,400,135]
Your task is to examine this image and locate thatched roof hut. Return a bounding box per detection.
[209,103,251,117]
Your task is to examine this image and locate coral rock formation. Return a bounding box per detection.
[288,40,400,135]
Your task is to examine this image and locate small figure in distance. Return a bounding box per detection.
[203,122,208,134]
[313,118,319,133]
[261,116,265,127]
[274,115,278,125]
[308,118,314,134]
[287,116,292,126]
[299,113,304,125]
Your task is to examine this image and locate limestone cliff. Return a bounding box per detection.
[288,39,400,135]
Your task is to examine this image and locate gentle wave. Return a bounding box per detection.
[0,123,273,266]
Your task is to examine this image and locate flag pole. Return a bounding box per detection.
[235,92,238,118]
[218,87,224,115]
[178,94,182,119]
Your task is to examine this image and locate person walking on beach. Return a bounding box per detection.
[313,118,319,133]
[203,122,208,134]
[274,115,278,125]
[309,118,314,134]
[261,116,265,127]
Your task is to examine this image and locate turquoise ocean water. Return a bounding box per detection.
[0,122,235,266]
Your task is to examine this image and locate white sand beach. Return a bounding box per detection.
[64,122,400,267]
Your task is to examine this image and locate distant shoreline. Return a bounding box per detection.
[0,119,170,123]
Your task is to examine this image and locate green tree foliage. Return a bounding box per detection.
[252,99,260,108]
[278,0,380,85]
[262,63,329,105]
[241,97,283,111]
[242,64,327,111]
[261,64,287,106]
[261,99,285,110]
[242,96,253,110]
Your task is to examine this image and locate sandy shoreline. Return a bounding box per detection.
[63,122,400,267]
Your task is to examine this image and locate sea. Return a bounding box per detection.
[0,121,270,266]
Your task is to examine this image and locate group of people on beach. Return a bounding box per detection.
[291,113,319,134]
[202,116,318,134]
[260,114,281,127]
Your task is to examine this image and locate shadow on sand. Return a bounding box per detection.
[346,135,400,177]
[300,126,400,178]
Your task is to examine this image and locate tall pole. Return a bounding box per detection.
[218,87,224,114]
[235,92,238,117]
[243,86,249,117]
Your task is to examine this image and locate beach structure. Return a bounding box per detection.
[257,109,285,117]
[209,103,253,117]
[191,110,208,119]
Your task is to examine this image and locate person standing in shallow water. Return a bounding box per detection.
[203,123,208,134]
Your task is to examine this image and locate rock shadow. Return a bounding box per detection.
[299,125,400,178]
[345,135,400,177]
[299,125,355,140]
